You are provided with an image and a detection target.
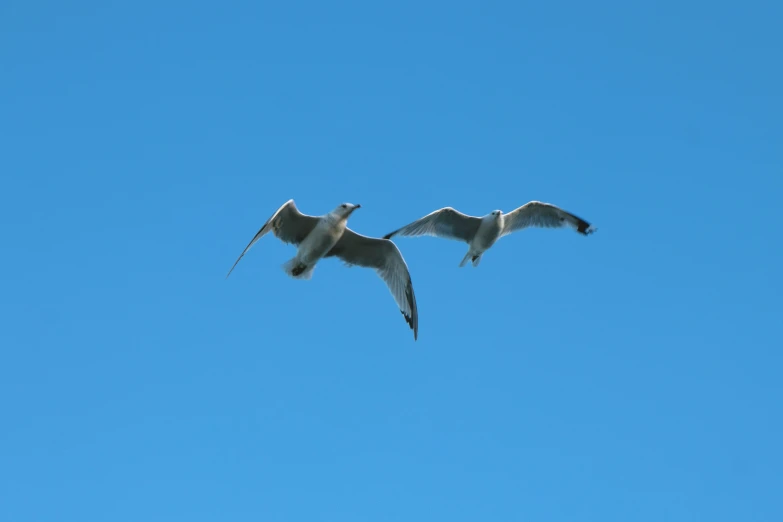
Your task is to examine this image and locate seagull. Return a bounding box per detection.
[384,201,597,267]
[227,200,419,340]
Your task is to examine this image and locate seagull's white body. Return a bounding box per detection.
[384,201,597,267]
[227,200,419,340]
[463,213,505,267]
[286,209,351,279]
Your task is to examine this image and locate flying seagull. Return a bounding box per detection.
[384,201,597,267]
[227,200,419,340]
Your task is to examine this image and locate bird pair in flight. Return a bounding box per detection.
[226,200,598,341]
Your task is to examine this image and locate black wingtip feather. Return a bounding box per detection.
[404,282,418,341]
[400,310,417,340]
[576,220,592,235]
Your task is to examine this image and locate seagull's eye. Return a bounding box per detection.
[341,205,346,208]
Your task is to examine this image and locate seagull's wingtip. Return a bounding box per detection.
[577,222,597,235]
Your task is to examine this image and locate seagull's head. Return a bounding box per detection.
[333,202,361,220]
[490,210,503,220]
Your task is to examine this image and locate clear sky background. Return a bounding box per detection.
[2,1,781,521]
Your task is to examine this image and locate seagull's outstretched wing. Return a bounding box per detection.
[327,230,419,340]
[226,199,320,278]
[502,201,597,237]
[383,207,482,243]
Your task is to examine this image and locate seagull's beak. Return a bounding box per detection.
[352,204,361,212]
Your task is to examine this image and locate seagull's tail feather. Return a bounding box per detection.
[471,254,482,267]
[282,257,315,280]
[459,251,472,267]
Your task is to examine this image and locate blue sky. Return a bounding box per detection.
[1,1,781,521]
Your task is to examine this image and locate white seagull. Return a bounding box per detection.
[227,200,419,340]
[384,201,597,267]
